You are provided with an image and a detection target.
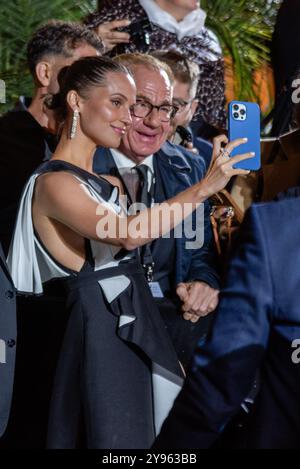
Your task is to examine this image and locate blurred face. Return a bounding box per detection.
[155,0,199,19]
[48,43,100,94]
[76,71,136,148]
[119,66,173,163]
[168,79,198,139]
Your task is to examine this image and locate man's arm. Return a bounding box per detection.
[154,205,273,448]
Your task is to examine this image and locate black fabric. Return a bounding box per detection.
[156,297,213,370]
[272,0,300,100]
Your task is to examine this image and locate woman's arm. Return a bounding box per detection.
[35,137,253,250]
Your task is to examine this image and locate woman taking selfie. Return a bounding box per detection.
[8,56,251,449]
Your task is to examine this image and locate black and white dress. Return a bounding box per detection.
[7,160,184,449]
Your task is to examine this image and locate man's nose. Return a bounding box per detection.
[144,108,161,127]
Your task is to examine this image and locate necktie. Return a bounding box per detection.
[136,164,152,208]
[119,164,152,207]
[136,164,155,281]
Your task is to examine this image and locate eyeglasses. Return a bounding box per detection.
[172,99,193,114]
[130,99,178,122]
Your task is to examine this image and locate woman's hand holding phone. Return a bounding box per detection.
[199,134,255,198]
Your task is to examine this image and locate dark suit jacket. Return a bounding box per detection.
[0,102,55,254]
[154,198,300,449]
[93,141,219,289]
[0,243,16,438]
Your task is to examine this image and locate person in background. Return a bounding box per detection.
[154,196,300,449]
[0,20,102,254]
[152,50,213,170]
[85,0,226,139]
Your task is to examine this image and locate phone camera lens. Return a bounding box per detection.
[233,104,239,111]
[240,109,246,116]
[233,112,239,119]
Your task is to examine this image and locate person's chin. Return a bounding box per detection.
[97,133,122,149]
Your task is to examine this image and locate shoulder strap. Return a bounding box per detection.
[36,160,116,203]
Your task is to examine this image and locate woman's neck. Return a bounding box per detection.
[51,126,96,174]
[154,0,190,22]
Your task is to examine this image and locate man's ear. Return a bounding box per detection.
[190,99,199,120]
[35,62,52,88]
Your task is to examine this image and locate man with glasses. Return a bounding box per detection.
[152,50,214,171]
[93,53,219,367]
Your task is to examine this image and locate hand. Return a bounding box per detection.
[96,20,131,52]
[176,281,220,323]
[199,135,255,198]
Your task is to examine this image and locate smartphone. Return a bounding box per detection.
[228,101,261,171]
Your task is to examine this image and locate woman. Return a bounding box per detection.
[8,56,251,449]
[85,0,226,134]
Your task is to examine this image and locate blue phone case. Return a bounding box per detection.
[228,101,261,171]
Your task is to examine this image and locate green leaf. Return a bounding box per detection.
[0,0,97,113]
[201,0,281,101]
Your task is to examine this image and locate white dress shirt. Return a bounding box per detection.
[110,149,154,192]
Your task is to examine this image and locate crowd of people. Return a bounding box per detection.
[0,0,299,450]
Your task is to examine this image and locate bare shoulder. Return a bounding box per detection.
[34,172,87,211]
[35,171,79,194]
[99,174,124,194]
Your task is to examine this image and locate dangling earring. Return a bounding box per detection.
[70,109,79,139]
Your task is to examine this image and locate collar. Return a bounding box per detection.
[15,96,32,112]
[139,0,207,40]
[110,148,154,173]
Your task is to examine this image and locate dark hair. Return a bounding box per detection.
[46,56,130,121]
[151,50,200,98]
[27,20,103,76]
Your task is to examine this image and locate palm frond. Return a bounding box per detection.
[202,0,281,100]
[0,0,97,112]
